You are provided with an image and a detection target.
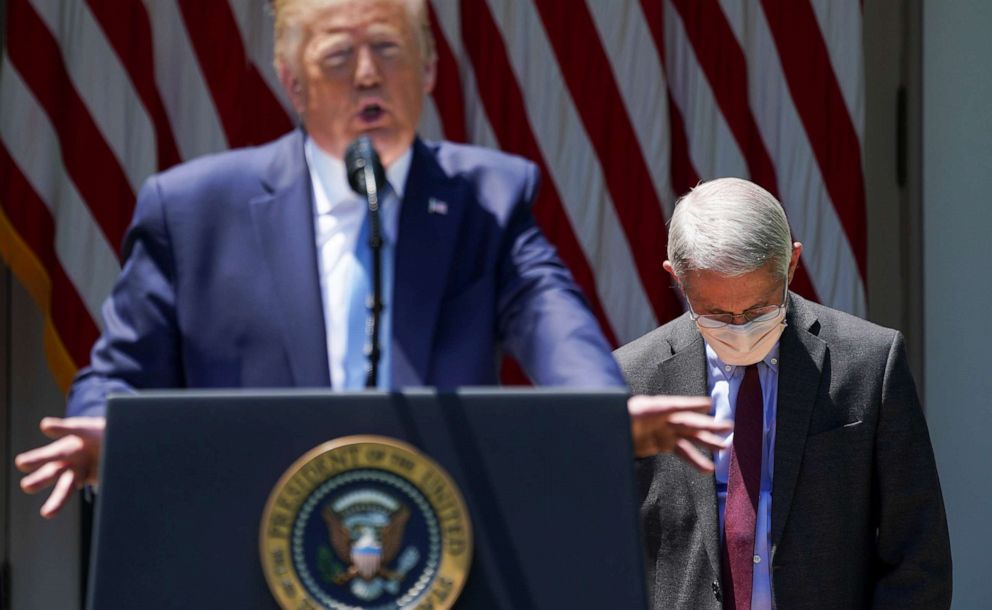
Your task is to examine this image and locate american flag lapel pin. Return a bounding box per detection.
[427,197,448,216]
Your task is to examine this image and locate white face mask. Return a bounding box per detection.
[696,308,787,366]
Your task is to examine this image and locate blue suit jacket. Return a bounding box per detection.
[68,130,624,416]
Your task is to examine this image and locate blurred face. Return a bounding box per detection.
[278,0,436,166]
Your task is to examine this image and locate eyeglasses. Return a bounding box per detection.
[686,283,788,329]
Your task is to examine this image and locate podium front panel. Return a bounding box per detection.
[88,389,648,610]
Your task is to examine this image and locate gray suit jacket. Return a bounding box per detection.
[615,293,951,610]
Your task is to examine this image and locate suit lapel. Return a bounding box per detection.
[771,294,825,546]
[249,130,331,387]
[648,317,707,396]
[391,139,466,386]
[650,318,707,397]
[653,317,722,579]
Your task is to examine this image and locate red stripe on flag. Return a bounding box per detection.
[635,1,697,205]
[533,0,683,324]
[760,0,867,281]
[668,0,821,303]
[426,4,468,143]
[7,0,135,252]
[640,0,665,63]
[0,144,100,366]
[636,0,707,311]
[639,0,699,200]
[460,0,618,347]
[667,95,700,199]
[85,0,182,170]
[176,0,292,148]
[670,0,779,194]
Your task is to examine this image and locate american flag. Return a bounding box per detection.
[0,0,865,391]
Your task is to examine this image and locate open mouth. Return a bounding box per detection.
[359,103,385,123]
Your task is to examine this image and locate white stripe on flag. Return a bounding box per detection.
[717,0,748,46]
[224,0,296,119]
[486,0,658,343]
[0,56,121,325]
[748,4,866,315]
[142,0,229,160]
[664,0,750,182]
[31,0,156,194]
[586,0,678,218]
[428,0,502,150]
[809,0,865,141]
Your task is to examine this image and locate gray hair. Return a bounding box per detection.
[667,177,793,280]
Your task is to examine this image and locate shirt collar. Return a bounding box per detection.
[304,137,413,215]
[386,144,413,199]
[705,342,781,381]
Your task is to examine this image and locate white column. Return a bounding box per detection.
[923,2,992,608]
[6,278,81,610]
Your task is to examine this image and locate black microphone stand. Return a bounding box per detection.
[345,136,389,388]
[359,163,384,388]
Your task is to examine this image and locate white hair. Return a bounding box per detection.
[667,177,793,280]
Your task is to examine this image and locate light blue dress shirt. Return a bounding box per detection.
[707,342,780,610]
[305,137,410,389]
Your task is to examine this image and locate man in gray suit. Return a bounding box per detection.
[615,178,951,610]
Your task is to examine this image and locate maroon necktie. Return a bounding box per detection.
[721,365,763,610]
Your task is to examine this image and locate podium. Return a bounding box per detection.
[86,389,649,609]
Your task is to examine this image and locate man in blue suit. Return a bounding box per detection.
[17,0,727,517]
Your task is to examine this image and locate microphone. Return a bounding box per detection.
[345,135,386,199]
[344,135,386,389]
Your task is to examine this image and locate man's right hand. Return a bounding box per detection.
[627,395,730,471]
[15,416,106,519]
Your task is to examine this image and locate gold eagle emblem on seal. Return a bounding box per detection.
[260,436,472,610]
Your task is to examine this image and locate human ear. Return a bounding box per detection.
[278,60,306,115]
[421,54,437,95]
[786,242,803,284]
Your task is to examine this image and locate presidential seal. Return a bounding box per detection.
[260,436,472,610]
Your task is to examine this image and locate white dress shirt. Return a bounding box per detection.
[304,137,412,389]
[708,342,780,610]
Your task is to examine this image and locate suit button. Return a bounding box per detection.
[712,580,722,602]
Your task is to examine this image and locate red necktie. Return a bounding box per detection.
[721,364,763,610]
